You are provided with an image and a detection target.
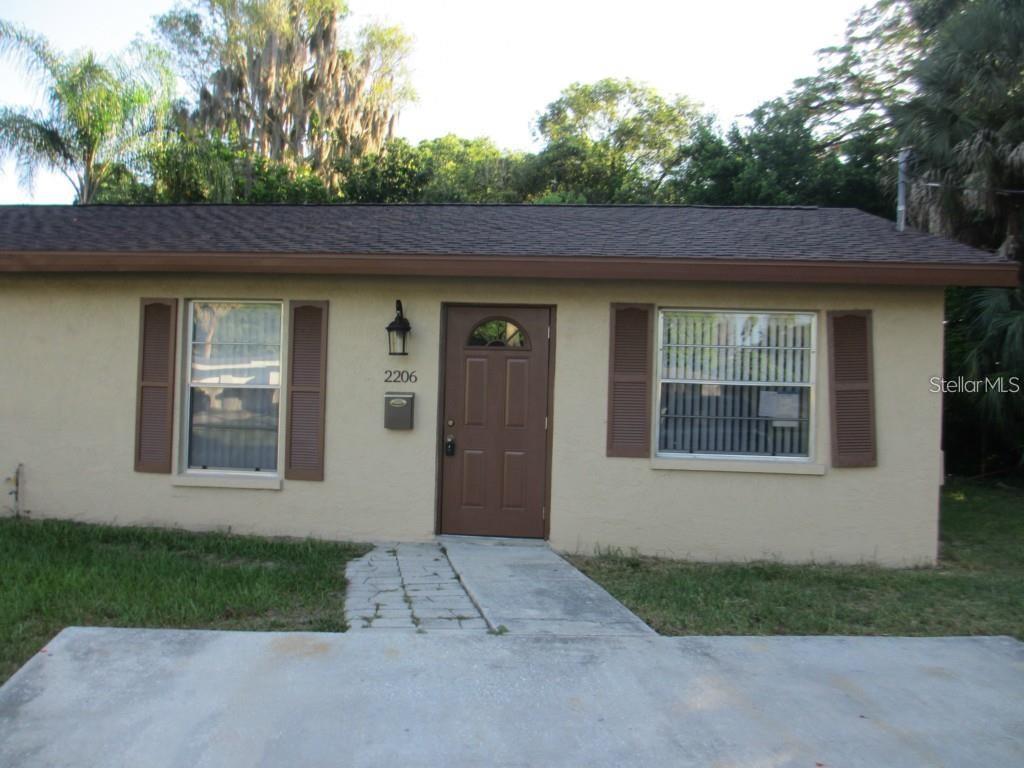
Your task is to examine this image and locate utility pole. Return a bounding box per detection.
[897,147,912,232]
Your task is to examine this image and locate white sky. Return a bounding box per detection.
[0,0,864,204]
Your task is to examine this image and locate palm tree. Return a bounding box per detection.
[892,0,1024,470]
[0,20,172,204]
[896,0,1024,258]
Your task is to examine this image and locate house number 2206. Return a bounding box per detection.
[384,370,417,383]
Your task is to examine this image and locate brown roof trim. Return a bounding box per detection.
[0,251,1018,287]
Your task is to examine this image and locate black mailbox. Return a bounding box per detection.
[384,393,414,430]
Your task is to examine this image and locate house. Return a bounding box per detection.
[0,204,1017,565]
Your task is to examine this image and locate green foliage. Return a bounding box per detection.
[665,117,742,205]
[793,0,924,144]
[238,155,335,203]
[339,135,532,203]
[896,0,1024,471]
[897,0,1024,256]
[790,0,1024,252]
[416,135,528,203]
[339,138,429,202]
[529,189,588,205]
[96,132,337,204]
[522,137,621,203]
[732,101,861,207]
[536,79,695,178]
[669,105,891,214]
[147,135,236,202]
[339,79,708,205]
[531,78,699,202]
[91,163,155,204]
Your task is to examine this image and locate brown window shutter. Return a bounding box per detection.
[135,298,177,473]
[286,301,328,480]
[607,303,654,457]
[828,310,877,468]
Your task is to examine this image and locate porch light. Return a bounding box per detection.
[386,300,412,355]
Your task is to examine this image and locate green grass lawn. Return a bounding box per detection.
[570,479,1024,638]
[0,519,369,684]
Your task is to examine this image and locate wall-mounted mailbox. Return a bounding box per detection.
[384,392,415,430]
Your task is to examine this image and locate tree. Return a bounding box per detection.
[669,103,890,214]
[339,138,428,202]
[156,0,413,180]
[791,0,1023,254]
[792,0,926,147]
[896,0,1024,258]
[524,136,634,204]
[0,21,173,204]
[531,79,699,202]
[416,136,528,203]
[95,132,337,204]
[664,116,742,205]
[339,136,531,203]
[726,101,839,206]
[143,134,237,203]
[895,0,1024,472]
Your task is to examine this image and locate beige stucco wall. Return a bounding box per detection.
[0,274,944,565]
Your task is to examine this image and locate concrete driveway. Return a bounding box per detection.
[2,627,1022,767]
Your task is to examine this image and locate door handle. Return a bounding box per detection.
[444,435,456,457]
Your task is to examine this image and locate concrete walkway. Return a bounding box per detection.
[441,536,654,636]
[344,537,653,636]
[2,628,1022,767]
[344,543,487,632]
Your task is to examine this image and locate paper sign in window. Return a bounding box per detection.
[759,391,801,428]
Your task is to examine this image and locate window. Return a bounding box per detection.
[657,310,815,459]
[468,318,528,348]
[186,301,282,473]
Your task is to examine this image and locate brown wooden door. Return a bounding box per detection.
[440,306,552,538]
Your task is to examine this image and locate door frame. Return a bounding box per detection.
[433,302,557,539]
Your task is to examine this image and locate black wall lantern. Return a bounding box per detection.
[386,300,411,355]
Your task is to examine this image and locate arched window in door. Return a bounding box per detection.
[467,318,529,348]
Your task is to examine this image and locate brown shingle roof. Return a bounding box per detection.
[0,203,1009,265]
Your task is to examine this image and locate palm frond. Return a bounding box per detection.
[0,19,61,83]
[0,107,75,194]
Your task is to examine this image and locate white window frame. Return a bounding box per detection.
[183,299,285,478]
[654,308,818,463]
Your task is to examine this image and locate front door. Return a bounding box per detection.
[439,306,552,538]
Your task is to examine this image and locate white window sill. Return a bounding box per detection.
[651,457,826,476]
[172,473,282,490]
